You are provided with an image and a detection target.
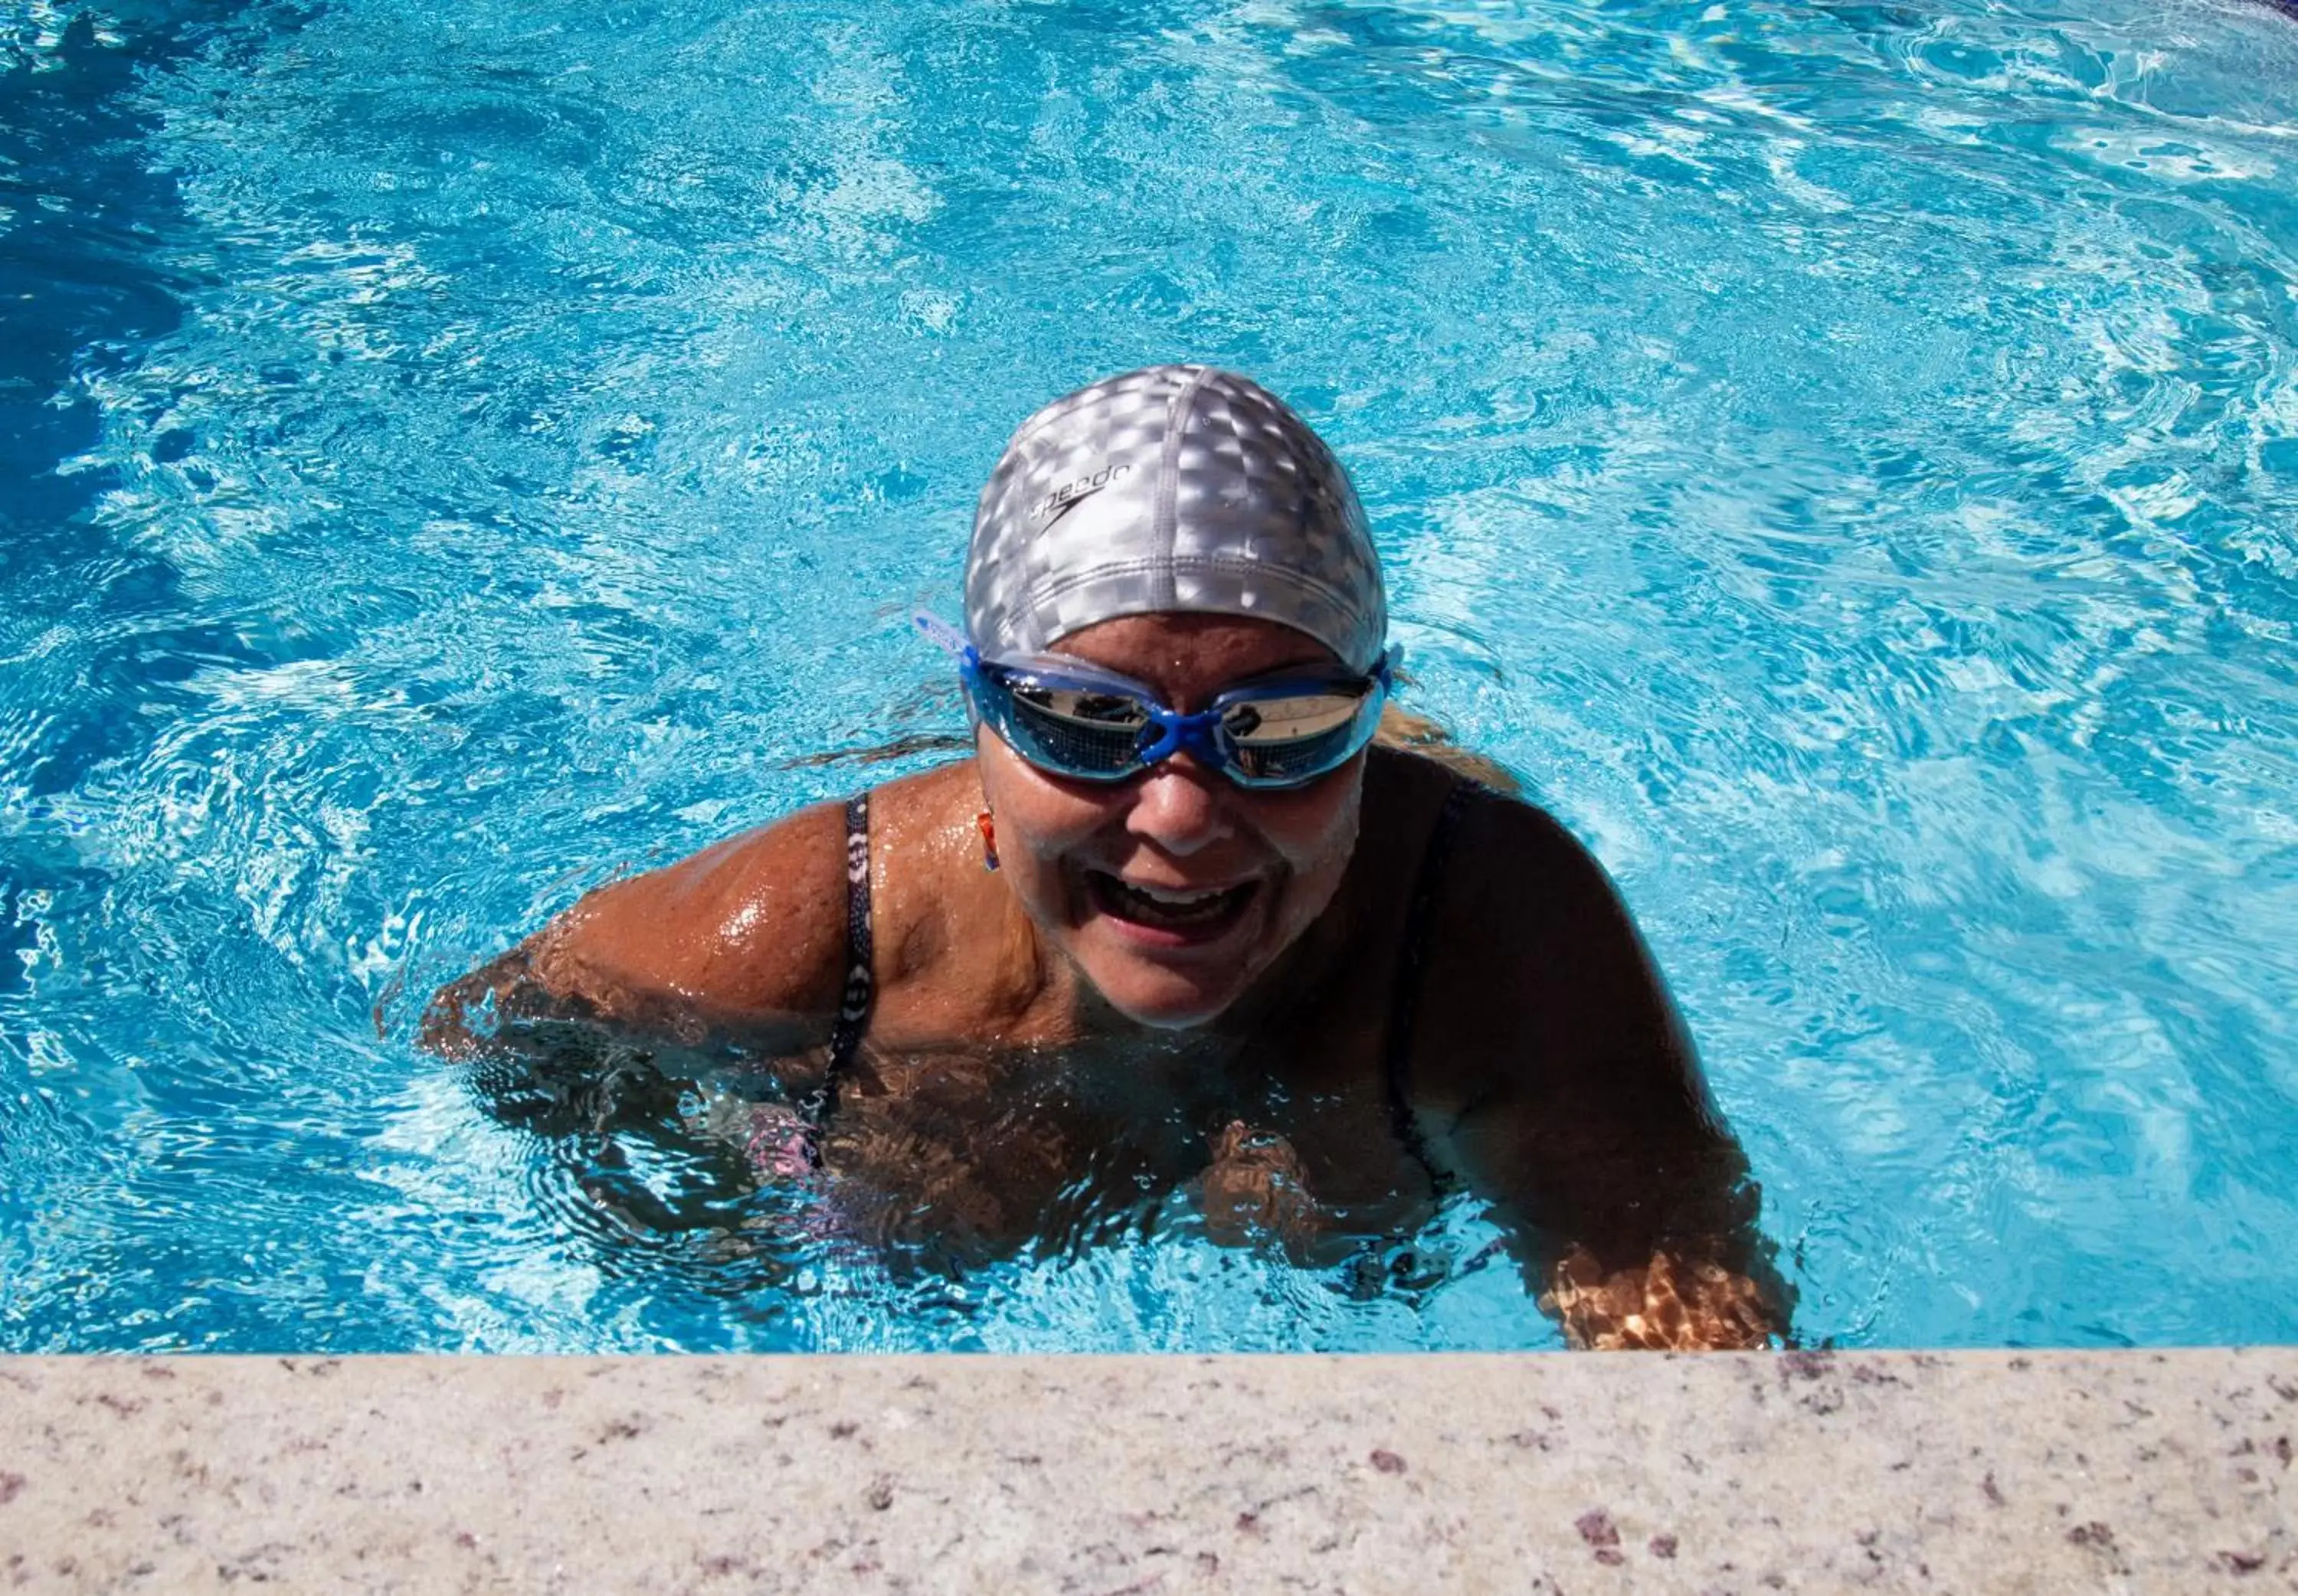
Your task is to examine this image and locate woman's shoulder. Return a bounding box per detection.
[1362,742,1678,1012]
[1379,749,1696,1091]
[517,763,951,1012]
[430,761,992,1055]
[624,760,986,998]
[517,795,857,1024]
[1361,744,1588,876]
[1363,750,1646,948]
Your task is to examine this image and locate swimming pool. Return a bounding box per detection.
[4,0,2295,1352]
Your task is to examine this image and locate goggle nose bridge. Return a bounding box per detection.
[1132,706,1231,770]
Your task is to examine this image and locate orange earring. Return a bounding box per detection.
[976,810,1000,872]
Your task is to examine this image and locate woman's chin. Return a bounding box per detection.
[1102,989,1239,1030]
[1057,880,1278,1028]
[1074,948,1250,1030]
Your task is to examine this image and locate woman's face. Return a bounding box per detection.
[974,612,1367,1029]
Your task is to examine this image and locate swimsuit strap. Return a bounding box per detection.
[806,791,876,1136]
[1382,777,1485,1196]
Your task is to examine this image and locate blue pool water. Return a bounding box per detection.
[4,0,2296,1352]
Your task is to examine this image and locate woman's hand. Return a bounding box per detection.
[1540,1246,1781,1350]
[1199,1120,1321,1248]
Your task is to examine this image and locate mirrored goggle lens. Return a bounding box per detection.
[1220,688,1376,783]
[999,679,1152,775]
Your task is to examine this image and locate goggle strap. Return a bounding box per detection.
[913,610,980,667]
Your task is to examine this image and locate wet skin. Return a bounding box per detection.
[427,614,1790,1349]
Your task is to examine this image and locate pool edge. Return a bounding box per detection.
[2,1347,2291,1591]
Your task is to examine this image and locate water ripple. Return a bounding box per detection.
[2,0,2294,1348]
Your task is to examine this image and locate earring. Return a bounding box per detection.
[976,809,1000,872]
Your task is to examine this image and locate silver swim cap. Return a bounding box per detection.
[964,365,1387,672]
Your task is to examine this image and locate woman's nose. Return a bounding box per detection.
[1124,754,1234,855]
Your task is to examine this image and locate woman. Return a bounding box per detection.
[427,365,1789,1349]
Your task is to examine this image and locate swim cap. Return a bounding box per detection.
[964,365,1387,672]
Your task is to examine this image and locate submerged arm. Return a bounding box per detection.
[1406,795,1792,1349]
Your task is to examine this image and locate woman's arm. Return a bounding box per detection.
[1404,793,1794,1349]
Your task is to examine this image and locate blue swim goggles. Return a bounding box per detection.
[916,613,1399,790]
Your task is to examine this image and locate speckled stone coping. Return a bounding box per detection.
[2,1351,2293,1593]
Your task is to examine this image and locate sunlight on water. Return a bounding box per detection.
[2,0,2295,1349]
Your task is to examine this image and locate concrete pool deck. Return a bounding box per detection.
[1,1350,2291,1593]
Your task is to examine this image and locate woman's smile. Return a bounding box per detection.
[1081,866,1267,949]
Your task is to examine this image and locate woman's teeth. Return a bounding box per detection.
[1092,872,1256,930]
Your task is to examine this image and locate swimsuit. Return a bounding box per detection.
[822,790,876,1106]
[757,793,876,1173]
[787,790,876,1159]
[1381,777,1483,1195]
[806,779,1483,1188]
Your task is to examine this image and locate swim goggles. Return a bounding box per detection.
[916,613,1399,790]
